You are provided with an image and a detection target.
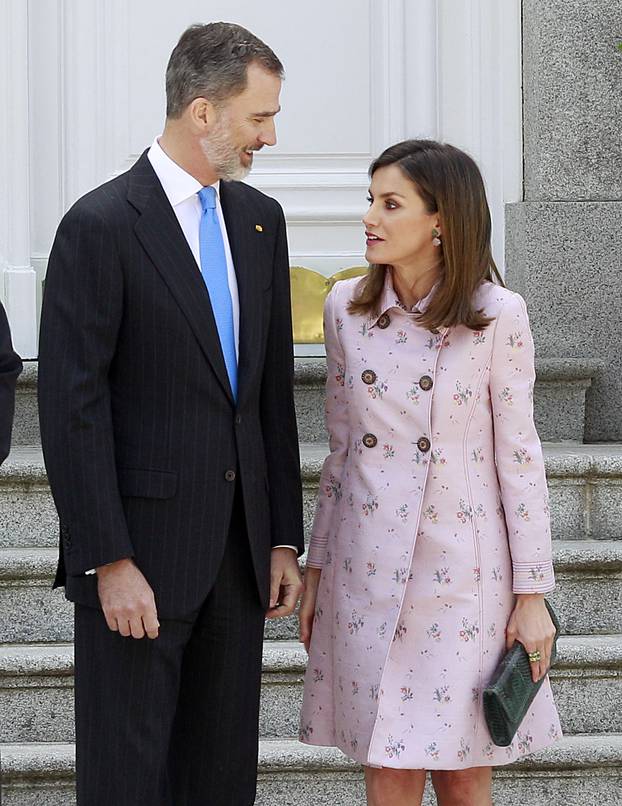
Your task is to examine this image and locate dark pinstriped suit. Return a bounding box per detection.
[38,151,304,805]
[0,302,22,464]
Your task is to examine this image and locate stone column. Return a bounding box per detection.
[505,0,622,441]
[0,0,38,358]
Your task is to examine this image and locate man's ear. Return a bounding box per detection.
[186,97,219,133]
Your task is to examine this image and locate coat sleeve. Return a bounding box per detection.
[38,202,135,576]
[306,283,349,568]
[0,302,23,464]
[489,291,555,594]
[259,202,304,554]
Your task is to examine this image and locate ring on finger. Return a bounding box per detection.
[527,650,541,663]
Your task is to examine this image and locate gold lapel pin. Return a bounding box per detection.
[255,224,263,232]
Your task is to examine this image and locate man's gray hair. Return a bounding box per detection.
[166,22,284,119]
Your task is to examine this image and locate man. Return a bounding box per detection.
[38,22,304,806]
[0,302,22,464]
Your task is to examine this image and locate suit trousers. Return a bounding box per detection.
[74,486,266,806]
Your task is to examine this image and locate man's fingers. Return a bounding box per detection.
[129,616,146,639]
[143,613,160,640]
[269,574,281,609]
[278,585,299,617]
[104,613,119,633]
[117,619,132,638]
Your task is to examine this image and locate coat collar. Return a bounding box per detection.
[368,268,440,328]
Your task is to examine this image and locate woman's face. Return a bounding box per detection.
[363,164,440,268]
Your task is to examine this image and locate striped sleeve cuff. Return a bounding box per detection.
[306,535,329,569]
[512,560,555,593]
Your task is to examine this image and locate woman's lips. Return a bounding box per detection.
[366,232,384,247]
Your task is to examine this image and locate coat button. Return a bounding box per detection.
[377,313,391,329]
[361,370,377,385]
[417,436,431,453]
[419,375,433,391]
[224,469,236,482]
[235,414,242,425]
[362,433,378,448]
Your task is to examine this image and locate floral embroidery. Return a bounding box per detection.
[335,317,344,332]
[324,474,342,500]
[499,386,514,405]
[487,623,497,639]
[383,443,395,459]
[335,363,345,386]
[453,381,473,406]
[300,722,313,741]
[433,568,452,585]
[352,681,359,695]
[377,622,387,638]
[471,687,480,703]
[395,503,409,522]
[393,622,408,642]
[516,503,530,521]
[457,738,471,762]
[459,618,480,642]
[359,322,373,338]
[366,562,377,576]
[491,566,503,582]
[368,379,389,399]
[473,330,486,344]
[473,567,481,583]
[393,567,410,584]
[425,742,440,760]
[370,684,380,701]
[343,557,352,573]
[353,439,364,455]
[548,724,561,740]
[427,623,442,641]
[513,448,532,464]
[362,494,379,517]
[517,730,533,754]
[313,668,324,682]
[482,742,495,759]
[400,686,413,702]
[457,499,486,522]
[406,385,421,404]
[506,331,524,349]
[529,567,545,582]
[471,447,484,463]
[395,329,408,343]
[424,504,439,523]
[347,610,365,635]
[425,334,444,350]
[314,605,323,621]
[433,685,451,703]
[431,449,447,465]
[385,735,405,759]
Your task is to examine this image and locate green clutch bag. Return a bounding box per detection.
[483,600,560,747]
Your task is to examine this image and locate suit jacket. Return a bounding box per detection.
[38,151,304,617]
[0,302,22,464]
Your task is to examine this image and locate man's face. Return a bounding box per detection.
[201,62,282,181]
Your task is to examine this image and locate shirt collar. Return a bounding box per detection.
[369,268,440,328]
[147,137,220,208]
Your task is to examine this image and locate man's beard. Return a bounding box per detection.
[200,114,254,182]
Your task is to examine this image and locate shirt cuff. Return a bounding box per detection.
[85,569,96,576]
[272,545,298,552]
[512,560,555,593]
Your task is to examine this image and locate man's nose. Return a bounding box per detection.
[260,119,277,147]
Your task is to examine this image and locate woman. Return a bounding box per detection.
[298,140,561,806]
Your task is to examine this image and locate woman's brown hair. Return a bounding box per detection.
[348,140,504,331]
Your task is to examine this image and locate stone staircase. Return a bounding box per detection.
[1,360,621,805]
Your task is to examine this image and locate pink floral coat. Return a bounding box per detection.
[299,273,561,769]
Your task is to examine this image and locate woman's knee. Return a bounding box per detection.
[365,766,426,800]
[431,767,492,805]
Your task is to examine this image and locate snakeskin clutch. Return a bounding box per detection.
[483,600,560,747]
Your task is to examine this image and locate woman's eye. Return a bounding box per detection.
[386,200,398,209]
[366,195,373,204]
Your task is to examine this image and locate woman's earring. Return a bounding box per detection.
[432,227,442,247]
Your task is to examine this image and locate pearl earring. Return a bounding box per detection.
[432,227,442,247]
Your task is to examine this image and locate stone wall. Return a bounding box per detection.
[505,0,622,441]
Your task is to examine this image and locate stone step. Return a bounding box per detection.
[295,356,603,444]
[2,442,622,551]
[14,357,601,449]
[0,637,619,745]
[1,735,621,806]
[1,541,621,644]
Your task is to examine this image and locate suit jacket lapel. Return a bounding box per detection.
[219,181,265,407]
[128,152,234,404]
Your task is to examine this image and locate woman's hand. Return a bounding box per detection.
[299,566,322,653]
[505,593,557,682]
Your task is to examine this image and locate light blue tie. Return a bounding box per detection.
[198,186,237,400]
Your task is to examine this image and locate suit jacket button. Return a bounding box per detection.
[417,436,431,453]
[225,469,236,482]
[419,375,433,391]
[362,433,378,448]
[235,415,242,425]
[377,314,391,329]
[361,370,377,385]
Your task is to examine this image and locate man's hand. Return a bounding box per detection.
[96,558,160,639]
[266,547,304,619]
